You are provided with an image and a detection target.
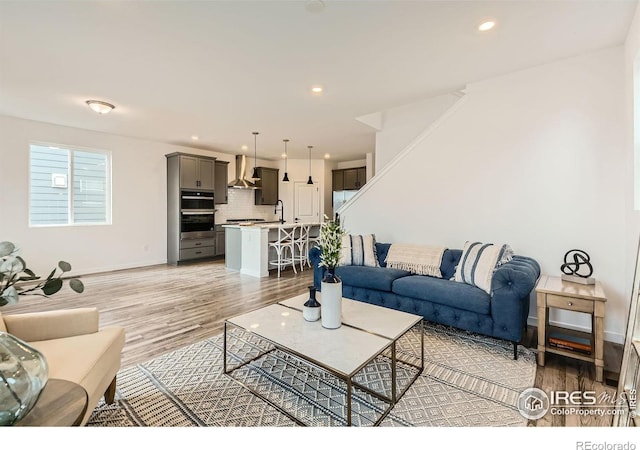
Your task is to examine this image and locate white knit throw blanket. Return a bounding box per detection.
[385,244,446,278]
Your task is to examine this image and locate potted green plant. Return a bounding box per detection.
[0,240,84,425]
[317,216,346,329]
[0,241,84,306]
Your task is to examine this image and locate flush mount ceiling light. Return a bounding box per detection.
[305,0,325,14]
[251,132,261,180]
[241,145,248,151]
[311,85,323,94]
[307,145,314,185]
[191,135,199,141]
[85,100,115,114]
[478,20,496,32]
[282,139,290,183]
[324,153,330,159]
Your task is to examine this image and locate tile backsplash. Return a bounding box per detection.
[215,188,279,223]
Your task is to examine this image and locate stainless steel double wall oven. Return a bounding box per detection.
[180,190,215,239]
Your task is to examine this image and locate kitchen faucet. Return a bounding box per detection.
[275,199,285,224]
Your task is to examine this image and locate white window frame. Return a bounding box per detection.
[29,142,113,227]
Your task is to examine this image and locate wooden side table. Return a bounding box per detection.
[16,378,88,426]
[535,275,607,382]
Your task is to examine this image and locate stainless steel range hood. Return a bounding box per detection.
[228,154,260,189]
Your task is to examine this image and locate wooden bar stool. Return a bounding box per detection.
[268,224,297,277]
[293,223,310,271]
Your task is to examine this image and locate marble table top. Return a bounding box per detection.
[226,293,422,376]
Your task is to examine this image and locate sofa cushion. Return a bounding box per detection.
[339,234,379,267]
[336,266,411,292]
[441,249,462,280]
[375,243,391,267]
[392,275,491,315]
[454,241,512,294]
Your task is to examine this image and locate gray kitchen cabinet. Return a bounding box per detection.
[254,167,279,205]
[356,167,367,188]
[179,238,216,260]
[343,168,358,190]
[334,167,366,191]
[332,170,344,191]
[214,161,229,204]
[215,230,225,256]
[176,154,216,190]
[166,152,217,265]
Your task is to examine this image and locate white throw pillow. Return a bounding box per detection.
[454,241,513,294]
[339,234,379,267]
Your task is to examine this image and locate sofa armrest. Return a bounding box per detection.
[4,307,100,342]
[489,256,541,341]
[492,256,540,299]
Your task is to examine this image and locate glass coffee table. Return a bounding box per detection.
[223,293,423,426]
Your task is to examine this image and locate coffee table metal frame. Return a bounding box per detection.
[223,298,424,426]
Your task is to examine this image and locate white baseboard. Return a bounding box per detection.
[75,259,168,277]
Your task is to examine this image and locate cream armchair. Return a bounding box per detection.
[0,307,125,426]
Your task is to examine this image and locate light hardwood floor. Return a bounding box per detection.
[2,259,622,427]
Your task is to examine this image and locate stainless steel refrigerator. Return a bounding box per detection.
[333,190,358,217]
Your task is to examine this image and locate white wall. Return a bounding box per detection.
[374,92,462,170]
[625,3,640,328]
[324,159,336,218]
[277,158,326,223]
[341,47,628,343]
[0,114,277,275]
[216,155,279,224]
[628,3,640,214]
[336,159,367,170]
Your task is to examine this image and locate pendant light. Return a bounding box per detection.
[282,139,290,183]
[307,145,314,185]
[251,132,260,180]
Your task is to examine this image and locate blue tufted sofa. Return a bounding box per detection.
[310,243,540,359]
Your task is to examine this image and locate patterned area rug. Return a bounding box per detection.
[88,323,536,427]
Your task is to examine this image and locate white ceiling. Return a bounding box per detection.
[0,1,636,162]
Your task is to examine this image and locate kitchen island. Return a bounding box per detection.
[223,222,321,277]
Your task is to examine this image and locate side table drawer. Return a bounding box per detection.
[546,294,594,313]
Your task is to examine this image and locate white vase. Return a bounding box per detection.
[321,271,342,329]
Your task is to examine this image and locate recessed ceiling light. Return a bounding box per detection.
[311,85,323,94]
[191,135,199,141]
[86,100,115,114]
[281,152,287,159]
[324,153,330,159]
[241,145,248,151]
[478,21,496,32]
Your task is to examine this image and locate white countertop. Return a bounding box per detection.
[222,222,321,229]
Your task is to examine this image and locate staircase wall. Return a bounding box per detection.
[341,47,628,342]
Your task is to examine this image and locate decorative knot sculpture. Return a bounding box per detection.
[560,249,595,285]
